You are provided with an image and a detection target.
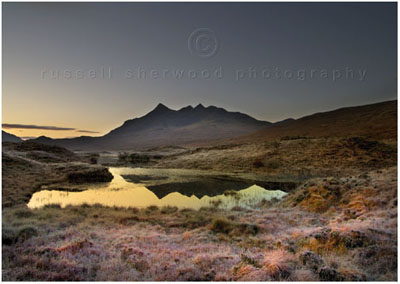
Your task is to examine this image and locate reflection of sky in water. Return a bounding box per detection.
[28,168,287,210]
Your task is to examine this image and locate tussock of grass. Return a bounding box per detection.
[262,249,297,280]
[160,206,178,214]
[13,207,35,218]
[210,218,259,236]
[210,218,234,234]
[17,225,38,241]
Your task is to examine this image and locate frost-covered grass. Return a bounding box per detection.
[2,207,396,280]
[2,167,397,281]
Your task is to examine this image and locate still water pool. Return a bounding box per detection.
[28,167,287,210]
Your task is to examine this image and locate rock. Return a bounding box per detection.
[299,251,324,271]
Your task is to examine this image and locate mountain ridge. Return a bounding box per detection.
[31,104,271,150]
[2,131,23,143]
[240,100,397,142]
[28,100,397,150]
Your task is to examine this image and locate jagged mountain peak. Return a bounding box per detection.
[151,103,171,113]
[31,103,270,150]
[195,103,205,109]
[179,105,194,112]
[26,100,396,151]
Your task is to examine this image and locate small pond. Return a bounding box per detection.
[28,167,287,210]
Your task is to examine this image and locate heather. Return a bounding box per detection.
[2,167,397,281]
[2,137,397,281]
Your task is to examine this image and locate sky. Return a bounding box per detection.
[2,2,397,139]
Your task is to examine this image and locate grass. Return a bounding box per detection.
[156,137,396,179]
[2,190,397,281]
[209,218,259,236]
[1,138,398,281]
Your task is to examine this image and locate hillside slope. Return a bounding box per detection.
[2,131,22,143]
[242,100,397,142]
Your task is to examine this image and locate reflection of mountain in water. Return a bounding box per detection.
[146,179,253,198]
[27,168,287,210]
[121,168,297,198]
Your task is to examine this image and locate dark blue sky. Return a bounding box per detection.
[3,2,397,138]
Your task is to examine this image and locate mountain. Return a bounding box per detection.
[29,100,397,150]
[2,131,22,143]
[242,100,397,142]
[31,104,271,150]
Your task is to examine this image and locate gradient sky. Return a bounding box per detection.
[3,3,397,138]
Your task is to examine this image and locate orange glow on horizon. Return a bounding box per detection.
[2,128,103,140]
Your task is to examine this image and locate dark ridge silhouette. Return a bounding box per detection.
[240,100,397,142]
[30,100,396,150]
[2,131,22,143]
[30,104,271,150]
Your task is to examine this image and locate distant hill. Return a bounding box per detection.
[242,100,397,142]
[2,131,22,143]
[31,104,271,150]
[29,100,397,150]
